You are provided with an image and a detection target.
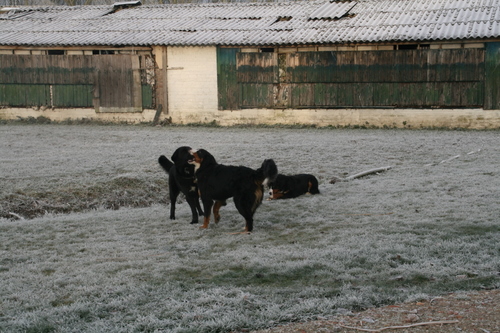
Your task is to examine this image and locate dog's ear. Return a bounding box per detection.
[171,150,179,163]
[198,149,216,164]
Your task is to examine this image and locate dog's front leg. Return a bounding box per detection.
[185,192,200,224]
[212,200,227,224]
[200,199,213,229]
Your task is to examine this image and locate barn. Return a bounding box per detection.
[1,0,500,128]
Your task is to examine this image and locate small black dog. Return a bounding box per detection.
[268,174,320,200]
[158,146,203,224]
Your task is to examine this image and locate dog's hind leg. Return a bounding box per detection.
[168,180,180,220]
[234,195,257,233]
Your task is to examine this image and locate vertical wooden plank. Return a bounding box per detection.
[352,83,373,107]
[52,84,93,107]
[237,52,277,83]
[217,48,239,110]
[485,42,500,110]
[141,84,153,109]
[131,55,143,111]
[425,82,440,106]
[236,51,277,108]
[314,83,338,106]
[240,83,273,108]
[373,83,399,107]
[290,83,314,107]
[337,83,354,106]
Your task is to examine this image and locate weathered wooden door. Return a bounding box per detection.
[237,52,278,108]
[0,54,154,112]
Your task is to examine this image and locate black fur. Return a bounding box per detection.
[268,174,320,200]
[158,146,203,224]
[190,149,277,232]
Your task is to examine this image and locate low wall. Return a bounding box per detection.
[1,107,499,129]
[172,107,500,129]
[0,107,158,124]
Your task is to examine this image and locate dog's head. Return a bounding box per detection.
[268,174,289,200]
[171,146,196,177]
[268,188,287,200]
[188,148,216,172]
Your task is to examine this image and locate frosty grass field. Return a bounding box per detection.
[1,124,499,333]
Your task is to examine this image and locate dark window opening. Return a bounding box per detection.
[398,44,418,50]
[260,48,275,53]
[48,50,65,55]
[419,44,430,49]
[92,50,115,55]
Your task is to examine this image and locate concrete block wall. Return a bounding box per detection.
[166,46,219,123]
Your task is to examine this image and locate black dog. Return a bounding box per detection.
[158,146,203,224]
[268,174,320,200]
[189,149,277,233]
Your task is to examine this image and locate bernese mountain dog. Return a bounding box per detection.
[189,149,277,233]
[158,146,204,224]
[268,173,320,200]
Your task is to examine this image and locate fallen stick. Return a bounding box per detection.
[339,319,459,332]
[96,253,169,262]
[344,166,392,181]
[8,212,24,220]
[329,166,392,184]
[467,149,481,155]
[425,149,482,166]
[439,155,461,164]
[340,212,394,216]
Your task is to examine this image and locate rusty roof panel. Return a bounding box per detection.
[0,0,499,47]
[309,1,357,20]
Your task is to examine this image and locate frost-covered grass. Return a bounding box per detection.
[1,124,499,332]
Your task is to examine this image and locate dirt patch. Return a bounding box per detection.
[252,289,500,333]
[1,177,168,220]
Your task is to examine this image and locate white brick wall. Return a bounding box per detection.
[167,46,219,122]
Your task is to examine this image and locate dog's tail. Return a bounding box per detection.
[259,159,278,186]
[158,155,174,173]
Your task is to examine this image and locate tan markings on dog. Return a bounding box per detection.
[308,181,313,193]
[269,189,283,200]
[190,151,203,172]
[200,216,210,229]
[191,152,200,163]
[213,200,224,224]
[253,181,263,211]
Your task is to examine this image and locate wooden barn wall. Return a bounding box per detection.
[0,55,154,111]
[237,52,278,108]
[219,48,492,110]
[485,42,500,110]
[217,48,239,110]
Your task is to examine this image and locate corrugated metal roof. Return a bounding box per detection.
[309,1,357,20]
[0,0,499,47]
